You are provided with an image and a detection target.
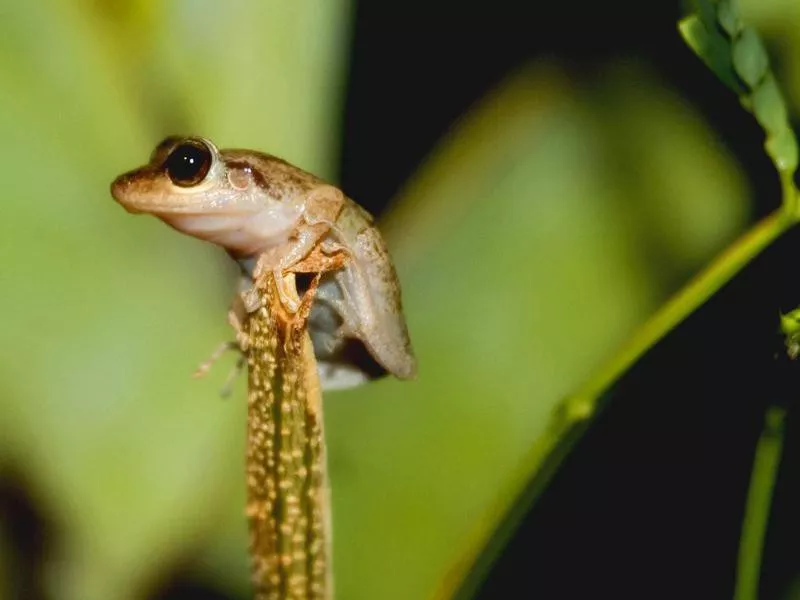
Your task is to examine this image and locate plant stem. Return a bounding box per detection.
[245,274,332,600]
[734,405,786,600]
[574,209,792,404]
[450,208,794,600]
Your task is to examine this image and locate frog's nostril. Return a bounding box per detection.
[110,174,132,199]
[110,174,143,213]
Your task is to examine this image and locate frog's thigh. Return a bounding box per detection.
[334,263,376,333]
[305,184,346,224]
[315,274,360,338]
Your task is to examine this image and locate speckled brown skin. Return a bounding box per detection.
[111,136,416,388]
[223,149,324,206]
[224,151,417,382]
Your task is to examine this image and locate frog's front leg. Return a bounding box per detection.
[192,278,251,395]
[251,185,345,312]
[228,281,252,351]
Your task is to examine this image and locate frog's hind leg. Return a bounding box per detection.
[314,268,362,340]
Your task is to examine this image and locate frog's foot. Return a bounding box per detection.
[193,340,239,379]
[319,237,353,261]
[249,256,302,314]
[304,213,346,239]
[243,272,308,316]
[289,245,350,275]
[192,304,251,390]
[193,340,248,397]
[227,305,251,351]
[241,285,263,315]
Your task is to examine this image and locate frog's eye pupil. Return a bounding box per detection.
[164,141,212,187]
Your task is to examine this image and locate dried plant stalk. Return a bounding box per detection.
[244,272,332,600]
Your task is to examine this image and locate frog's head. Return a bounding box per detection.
[111,136,303,255]
[112,136,241,214]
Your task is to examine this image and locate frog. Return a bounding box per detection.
[111,136,416,389]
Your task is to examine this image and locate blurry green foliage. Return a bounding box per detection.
[0,1,350,598]
[344,63,748,600]
[0,0,786,599]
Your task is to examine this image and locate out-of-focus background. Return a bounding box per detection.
[4,1,800,599]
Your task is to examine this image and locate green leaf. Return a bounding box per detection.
[681,0,798,179]
[718,0,743,36]
[751,76,789,132]
[732,27,769,87]
[679,15,745,94]
[0,1,351,599]
[753,78,800,171]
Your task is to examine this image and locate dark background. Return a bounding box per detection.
[6,1,800,598]
[339,2,799,599]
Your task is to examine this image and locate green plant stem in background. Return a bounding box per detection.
[734,405,786,600]
[452,4,800,595]
[570,208,793,408]
[450,207,797,600]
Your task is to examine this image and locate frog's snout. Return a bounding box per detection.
[110,172,144,213]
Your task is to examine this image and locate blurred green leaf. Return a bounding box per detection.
[0,1,350,599]
[591,62,749,271]
[445,5,799,599]
[327,64,748,600]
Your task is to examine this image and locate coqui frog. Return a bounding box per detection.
[111,136,416,389]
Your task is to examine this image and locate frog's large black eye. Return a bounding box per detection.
[163,140,212,187]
